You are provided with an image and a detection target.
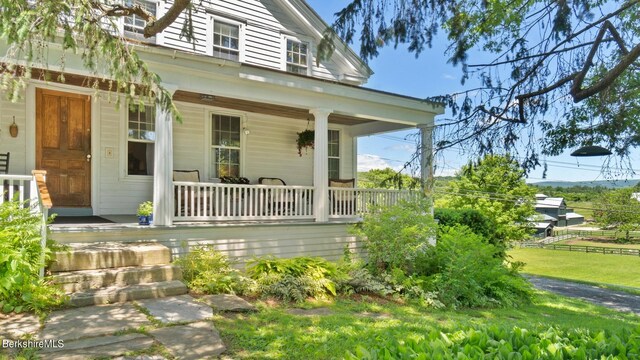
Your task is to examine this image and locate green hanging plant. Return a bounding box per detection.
[296,129,315,156]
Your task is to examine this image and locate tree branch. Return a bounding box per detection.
[144,0,191,38]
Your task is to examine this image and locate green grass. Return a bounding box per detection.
[509,248,640,288]
[213,293,640,360]
[558,238,640,250]
[566,201,594,220]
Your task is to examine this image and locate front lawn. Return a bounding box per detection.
[509,248,640,288]
[213,292,640,359]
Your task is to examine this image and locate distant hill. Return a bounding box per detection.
[529,179,640,188]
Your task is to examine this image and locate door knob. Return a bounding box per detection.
[86,154,92,162]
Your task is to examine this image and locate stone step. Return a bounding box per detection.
[50,243,171,272]
[69,280,188,307]
[52,265,183,293]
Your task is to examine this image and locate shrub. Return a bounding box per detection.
[247,256,338,302]
[434,208,499,246]
[0,200,66,314]
[351,200,436,275]
[378,268,443,307]
[418,226,532,308]
[174,245,255,295]
[346,325,640,359]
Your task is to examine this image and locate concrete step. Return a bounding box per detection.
[50,243,171,272]
[68,280,189,307]
[52,265,183,293]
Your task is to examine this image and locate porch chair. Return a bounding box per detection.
[173,170,206,216]
[0,152,9,174]
[1,152,11,202]
[329,178,356,216]
[258,177,294,215]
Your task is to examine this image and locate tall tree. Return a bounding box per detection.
[593,187,640,241]
[319,0,640,174]
[0,0,194,117]
[436,154,535,244]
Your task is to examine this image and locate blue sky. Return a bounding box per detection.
[306,0,640,184]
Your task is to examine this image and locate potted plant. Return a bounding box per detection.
[296,129,314,156]
[137,201,153,225]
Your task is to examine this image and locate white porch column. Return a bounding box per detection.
[153,86,178,226]
[418,124,434,215]
[311,108,332,222]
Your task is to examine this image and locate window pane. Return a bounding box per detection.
[328,158,340,180]
[128,105,156,141]
[213,20,240,61]
[128,142,154,175]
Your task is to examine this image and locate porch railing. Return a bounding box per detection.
[1,171,52,278]
[174,182,315,221]
[328,187,422,218]
[173,182,422,221]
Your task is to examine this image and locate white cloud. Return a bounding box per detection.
[442,73,456,80]
[435,167,460,177]
[358,154,402,172]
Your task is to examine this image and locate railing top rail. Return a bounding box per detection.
[329,187,420,193]
[0,174,33,181]
[173,181,314,189]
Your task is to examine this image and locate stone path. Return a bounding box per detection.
[526,275,640,316]
[1,293,254,359]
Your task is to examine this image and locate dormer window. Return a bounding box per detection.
[212,21,240,61]
[285,39,309,75]
[123,0,158,42]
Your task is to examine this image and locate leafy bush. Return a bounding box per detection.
[351,200,436,275]
[434,208,499,247]
[0,200,66,314]
[417,226,532,308]
[379,268,443,307]
[247,256,338,302]
[174,245,255,295]
[346,325,640,359]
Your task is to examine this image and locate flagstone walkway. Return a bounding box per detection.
[1,294,255,360]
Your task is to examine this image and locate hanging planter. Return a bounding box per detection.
[296,129,314,156]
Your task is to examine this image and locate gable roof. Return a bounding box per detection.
[283,0,373,80]
[536,197,566,208]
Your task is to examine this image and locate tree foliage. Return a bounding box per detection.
[321,0,640,174]
[0,0,191,118]
[593,187,640,240]
[357,168,420,189]
[436,154,535,244]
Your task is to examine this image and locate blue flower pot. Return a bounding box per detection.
[138,215,151,225]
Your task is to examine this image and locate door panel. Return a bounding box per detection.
[36,88,91,207]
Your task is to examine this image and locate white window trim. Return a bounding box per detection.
[207,15,246,63]
[281,35,312,75]
[328,128,341,179]
[119,0,163,45]
[206,109,247,180]
[121,102,156,181]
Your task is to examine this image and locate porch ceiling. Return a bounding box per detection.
[173,90,375,126]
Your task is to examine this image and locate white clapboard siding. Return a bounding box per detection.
[156,0,358,83]
[0,96,27,175]
[97,98,153,215]
[51,222,363,264]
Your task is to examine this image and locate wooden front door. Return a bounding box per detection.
[36,88,91,207]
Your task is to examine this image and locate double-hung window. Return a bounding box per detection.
[211,114,242,178]
[285,39,309,75]
[212,20,240,61]
[123,0,157,42]
[127,105,155,176]
[328,130,340,179]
